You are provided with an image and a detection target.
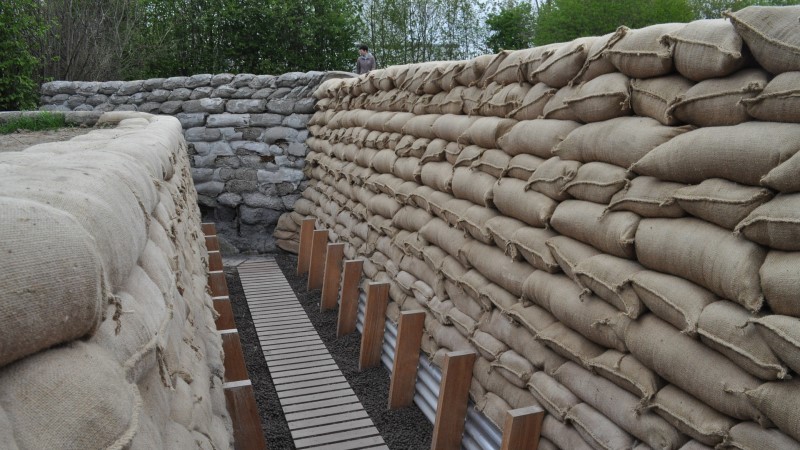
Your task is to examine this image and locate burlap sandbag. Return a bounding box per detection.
[651,384,737,446]
[497,119,581,158]
[477,281,518,312]
[565,72,633,123]
[736,193,800,251]
[630,122,800,187]
[476,51,513,87]
[486,48,537,85]
[630,270,716,337]
[556,361,687,450]
[673,178,773,231]
[625,314,767,423]
[455,54,494,87]
[548,287,629,352]
[545,235,602,283]
[0,342,139,449]
[507,301,558,336]
[751,315,800,375]
[509,226,560,272]
[542,84,581,121]
[607,176,686,218]
[574,254,646,318]
[461,85,484,114]
[588,350,663,401]
[486,215,527,257]
[420,138,448,165]
[726,422,800,450]
[493,178,557,228]
[563,161,630,204]
[505,154,544,181]
[551,200,640,259]
[553,116,692,168]
[566,402,638,450]
[439,62,465,91]
[0,197,104,368]
[477,83,531,117]
[521,44,563,84]
[470,330,508,361]
[454,144,484,168]
[742,72,800,123]
[476,393,511,430]
[662,19,748,82]
[471,149,510,178]
[463,242,535,297]
[451,167,496,208]
[542,415,594,450]
[667,68,769,127]
[419,218,471,262]
[392,206,434,233]
[391,156,421,182]
[527,371,580,421]
[457,205,498,245]
[637,218,766,311]
[605,23,684,78]
[537,321,605,368]
[725,6,800,74]
[419,161,454,194]
[525,156,581,202]
[746,380,800,441]
[508,83,557,120]
[760,251,800,317]
[457,116,517,149]
[473,357,539,409]
[533,37,595,88]
[698,300,787,380]
[631,75,695,125]
[491,349,534,388]
[571,29,627,85]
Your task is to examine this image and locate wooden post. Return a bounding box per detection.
[500,406,545,450]
[208,270,229,297]
[307,229,329,290]
[205,235,220,252]
[214,297,235,330]
[221,330,250,382]
[224,380,269,450]
[431,350,477,450]
[208,250,224,272]
[320,243,345,312]
[388,310,426,409]
[359,283,389,371]
[201,222,217,236]
[296,218,316,276]
[336,260,363,337]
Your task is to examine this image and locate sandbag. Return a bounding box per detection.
[542,84,581,121]
[662,19,748,81]
[566,402,637,450]
[588,350,663,401]
[508,226,560,272]
[477,83,530,117]
[497,119,581,158]
[470,330,508,361]
[527,371,580,421]
[493,177,557,228]
[457,116,517,149]
[630,75,695,126]
[533,37,594,88]
[471,149,510,178]
[505,154,544,181]
[606,23,684,78]
[419,161,454,194]
[571,29,627,84]
[736,194,800,251]
[486,215,527,257]
[541,415,595,450]
[563,161,630,205]
[726,422,800,450]
[760,251,800,317]
[607,176,687,218]
[673,178,773,230]
[537,321,605,368]
[636,218,766,312]
[551,200,640,259]
[491,350,534,388]
[431,114,478,142]
[651,384,737,446]
[745,380,800,441]
[725,5,800,74]
[525,157,581,202]
[742,72,800,123]
[451,167,496,208]
[545,235,602,283]
[547,288,629,352]
[463,242,535,297]
[751,315,800,375]
[508,83,557,120]
[630,270,717,337]
[565,72,633,123]
[507,301,558,337]
[574,254,646,318]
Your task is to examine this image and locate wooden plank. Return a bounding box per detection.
[388,310,426,409]
[359,282,389,371]
[277,381,351,399]
[320,243,345,311]
[224,383,268,450]
[336,260,363,337]
[201,222,217,236]
[271,370,343,386]
[291,418,375,440]
[430,350,477,450]
[284,402,364,422]
[270,364,341,380]
[307,229,329,290]
[260,335,320,347]
[288,410,369,431]
[280,388,356,406]
[269,358,336,374]
[263,344,328,357]
[265,351,332,366]
[258,338,323,352]
[294,426,380,449]
[277,375,348,392]
[208,250,224,271]
[214,298,236,330]
[500,406,545,450]
[208,270,229,297]
[297,218,315,275]
[319,436,387,450]
[205,235,220,252]
[222,332,250,382]
[282,395,361,414]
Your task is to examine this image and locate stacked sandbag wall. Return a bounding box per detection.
[39,71,353,253]
[276,6,800,450]
[0,112,232,449]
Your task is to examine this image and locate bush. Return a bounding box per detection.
[0,0,47,111]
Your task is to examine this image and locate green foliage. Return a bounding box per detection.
[486,3,536,52]
[0,112,66,134]
[690,0,800,19]
[534,0,695,45]
[0,0,47,110]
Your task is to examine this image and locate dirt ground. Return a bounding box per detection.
[0,128,93,152]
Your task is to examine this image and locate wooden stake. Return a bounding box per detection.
[320,243,345,312]
[336,260,363,337]
[201,222,217,236]
[359,282,389,371]
[205,235,220,252]
[213,297,235,330]
[208,250,223,272]
[307,229,329,290]
[500,406,545,450]
[208,270,229,297]
[221,330,250,382]
[296,218,315,276]
[388,310,426,409]
[431,350,477,450]
[224,380,268,450]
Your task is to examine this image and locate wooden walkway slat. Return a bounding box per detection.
[239,258,386,450]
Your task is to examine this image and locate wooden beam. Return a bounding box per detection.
[208,270,229,297]
[320,243,345,312]
[500,406,545,450]
[214,297,235,330]
[296,218,316,276]
[307,229,329,290]
[222,330,250,382]
[224,380,269,450]
[358,282,389,370]
[206,235,220,252]
[431,350,477,450]
[208,250,223,272]
[388,310,426,409]
[336,260,363,337]
[201,222,217,236]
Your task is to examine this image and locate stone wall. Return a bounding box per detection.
[39,71,352,253]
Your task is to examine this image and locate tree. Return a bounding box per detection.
[689,0,800,19]
[485,2,536,52]
[0,0,47,110]
[534,0,695,45]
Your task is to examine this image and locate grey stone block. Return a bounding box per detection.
[291,158,306,169]
[226,179,258,194]
[192,140,233,157]
[231,87,256,99]
[98,81,123,95]
[168,88,193,101]
[250,113,283,127]
[118,80,143,95]
[143,78,165,91]
[159,101,183,114]
[217,192,242,207]
[234,168,259,181]
[294,97,317,114]
[93,103,115,112]
[231,73,255,88]
[231,140,270,155]
[140,103,161,116]
[115,104,137,112]
[216,156,241,168]
[257,167,304,183]
[162,76,188,90]
[193,154,219,168]
[239,206,281,225]
[242,192,283,209]
[191,168,215,183]
[109,94,129,105]
[195,181,225,196]
[51,94,70,103]
[41,81,75,96]
[176,112,207,128]
[263,126,299,144]
[226,99,266,114]
[248,75,274,89]
[182,98,226,114]
[282,113,311,129]
[241,155,277,170]
[73,104,94,112]
[148,89,170,102]
[239,127,265,141]
[267,98,294,115]
[268,144,284,155]
[190,86,213,100]
[211,73,234,87]
[216,167,235,181]
[275,181,300,196]
[128,92,148,105]
[251,88,275,99]
[297,130,309,142]
[212,85,237,98]
[186,74,212,88]
[66,95,87,108]
[218,127,242,140]
[75,82,99,96]
[207,113,249,128]
[286,142,308,157]
[185,127,221,142]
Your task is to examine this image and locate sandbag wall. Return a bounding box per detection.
[277,6,800,450]
[0,112,232,449]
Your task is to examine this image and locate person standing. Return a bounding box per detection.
[356,45,376,75]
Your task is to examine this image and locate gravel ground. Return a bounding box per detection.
[225,252,433,450]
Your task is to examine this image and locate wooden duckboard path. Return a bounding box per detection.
[239,258,388,450]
